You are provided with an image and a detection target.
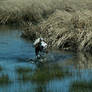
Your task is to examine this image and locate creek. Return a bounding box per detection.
[0,25,92,92]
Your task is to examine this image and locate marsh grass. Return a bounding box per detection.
[69,81,92,92]
[0,0,63,24]
[30,68,64,83]
[16,67,32,74]
[1,0,92,52]
[24,9,92,52]
[17,65,72,83]
[0,66,3,71]
[0,0,92,25]
[0,74,11,85]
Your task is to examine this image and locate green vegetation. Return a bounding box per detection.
[17,65,72,83]
[69,81,92,92]
[30,66,63,83]
[0,74,11,85]
[16,67,33,81]
[0,66,3,71]
[16,67,32,74]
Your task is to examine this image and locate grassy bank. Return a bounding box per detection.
[22,9,92,53]
[0,0,64,24]
[0,0,92,24]
[0,0,92,53]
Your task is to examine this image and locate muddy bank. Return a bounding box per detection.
[22,9,92,53]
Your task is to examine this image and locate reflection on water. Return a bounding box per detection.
[0,25,92,92]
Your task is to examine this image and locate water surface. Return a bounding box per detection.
[0,25,92,92]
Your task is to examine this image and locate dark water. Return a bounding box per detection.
[0,25,92,92]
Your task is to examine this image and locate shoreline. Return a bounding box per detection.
[21,10,92,54]
[0,0,92,54]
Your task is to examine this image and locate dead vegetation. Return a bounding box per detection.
[0,0,92,53]
[23,9,92,53]
[0,0,92,24]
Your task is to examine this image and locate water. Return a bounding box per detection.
[0,25,92,92]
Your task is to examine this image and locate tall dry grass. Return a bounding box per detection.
[1,0,92,52]
[0,0,92,24]
[22,9,92,52]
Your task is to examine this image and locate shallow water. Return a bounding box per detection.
[0,25,92,92]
